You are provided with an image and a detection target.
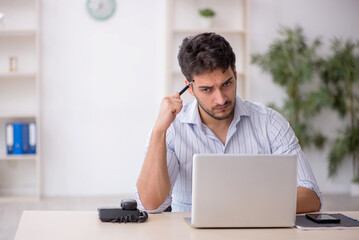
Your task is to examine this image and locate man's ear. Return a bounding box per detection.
[233,65,237,80]
[185,79,194,96]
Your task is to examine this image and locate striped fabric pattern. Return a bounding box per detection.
[135,96,321,213]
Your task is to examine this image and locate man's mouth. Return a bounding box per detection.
[213,102,231,111]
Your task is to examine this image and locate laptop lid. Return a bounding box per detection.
[187,154,297,228]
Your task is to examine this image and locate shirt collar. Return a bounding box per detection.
[179,99,202,125]
[179,96,250,125]
[232,96,251,124]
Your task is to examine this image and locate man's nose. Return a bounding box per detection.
[214,89,227,105]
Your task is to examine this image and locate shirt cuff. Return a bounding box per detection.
[297,180,322,210]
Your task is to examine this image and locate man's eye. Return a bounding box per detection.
[201,88,210,93]
[223,81,232,87]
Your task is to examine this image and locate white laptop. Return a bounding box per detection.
[185,154,297,228]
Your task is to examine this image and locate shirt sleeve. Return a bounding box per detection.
[135,125,180,213]
[268,109,322,208]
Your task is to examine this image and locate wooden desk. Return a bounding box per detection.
[15,211,359,240]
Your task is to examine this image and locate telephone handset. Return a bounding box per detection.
[98,199,148,223]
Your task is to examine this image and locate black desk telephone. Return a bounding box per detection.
[98,199,148,223]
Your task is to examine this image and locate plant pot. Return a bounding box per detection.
[350,182,359,196]
[199,17,213,29]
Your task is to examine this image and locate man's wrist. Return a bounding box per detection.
[152,125,168,136]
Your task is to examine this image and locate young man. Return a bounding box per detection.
[136,32,321,213]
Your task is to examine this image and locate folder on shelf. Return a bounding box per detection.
[29,122,36,154]
[6,123,14,154]
[13,123,23,154]
[5,122,36,155]
[22,123,30,153]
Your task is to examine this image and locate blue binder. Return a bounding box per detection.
[13,123,23,154]
[22,123,30,154]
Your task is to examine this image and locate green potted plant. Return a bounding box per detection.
[318,39,359,195]
[198,8,215,28]
[251,26,327,150]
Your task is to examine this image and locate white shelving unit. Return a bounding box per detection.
[0,0,40,201]
[165,0,251,103]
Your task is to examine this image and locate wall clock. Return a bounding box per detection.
[87,0,116,21]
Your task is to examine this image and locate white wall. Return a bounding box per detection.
[41,0,166,196]
[40,0,359,196]
[250,0,359,193]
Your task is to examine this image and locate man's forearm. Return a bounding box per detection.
[137,129,171,210]
[296,187,321,213]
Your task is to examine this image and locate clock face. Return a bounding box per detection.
[87,0,116,21]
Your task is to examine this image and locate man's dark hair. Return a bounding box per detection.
[177,32,236,81]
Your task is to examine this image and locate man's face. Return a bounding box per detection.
[187,67,237,121]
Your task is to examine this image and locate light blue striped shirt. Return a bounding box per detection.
[135,96,321,212]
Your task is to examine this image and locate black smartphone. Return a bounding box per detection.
[305,214,341,224]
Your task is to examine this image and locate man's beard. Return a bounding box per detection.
[197,99,235,120]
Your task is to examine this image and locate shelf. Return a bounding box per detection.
[0,0,40,202]
[173,29,246,34]
[0,195,39,202]
[0,29,37,37]
[0,72,37,79]
[0,113,37,119]
[0,154,37,161]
